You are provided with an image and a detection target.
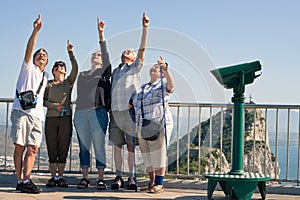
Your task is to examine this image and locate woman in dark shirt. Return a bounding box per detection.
[73,21,111,190]
[43,40,78,188]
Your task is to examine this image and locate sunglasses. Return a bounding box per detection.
[55,63,65,67]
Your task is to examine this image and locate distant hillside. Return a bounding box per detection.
[167,102,280,177]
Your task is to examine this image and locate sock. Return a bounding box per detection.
[154,175,164,185]
[116,170,122,177]
[23,179,30,184]
[17,180,23,184]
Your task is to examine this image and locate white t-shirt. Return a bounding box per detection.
[12,60,49,120]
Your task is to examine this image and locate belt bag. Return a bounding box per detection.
[16,72,45,110]
[141,118,163,141]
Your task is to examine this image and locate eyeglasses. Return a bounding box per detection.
[92,53,101,56]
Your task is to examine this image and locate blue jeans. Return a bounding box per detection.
[74,107,108,169]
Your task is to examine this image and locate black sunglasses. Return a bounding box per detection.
[56,63,65,67]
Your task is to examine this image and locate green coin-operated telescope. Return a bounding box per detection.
[211,60,262,175]
[211,60,261,96]
[204,61,270,200]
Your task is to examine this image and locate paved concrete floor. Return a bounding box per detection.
[0,172,299,199]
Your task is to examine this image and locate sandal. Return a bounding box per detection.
[111,176,124,190]
[127,176,137,191]
[77,178,89,189]
[57,177,68,188]
[97,179,106,190]
[148,184,164,193]
[46,177,57,187]
[140,182,154,191]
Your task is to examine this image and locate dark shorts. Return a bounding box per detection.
[109,109,138,146]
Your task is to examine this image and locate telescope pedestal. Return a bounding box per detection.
[204,172,270,200]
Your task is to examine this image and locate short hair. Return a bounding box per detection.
[33,48,48,60]
[121,49,136,62]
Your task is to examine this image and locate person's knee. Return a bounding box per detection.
[127,145,135,153]
[113,145,121,154]
[26,145,39,156]
[14,144,26,155]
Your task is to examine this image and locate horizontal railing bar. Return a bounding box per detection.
[2,98,300,109]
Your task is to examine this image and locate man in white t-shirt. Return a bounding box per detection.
[10,14,49,194]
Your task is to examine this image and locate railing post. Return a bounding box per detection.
[198,106,202,175]
[4,102,9,171]
[187,107,190,175]
[286,108,290,180]
[219,107,223,171]
[176,106,180,175]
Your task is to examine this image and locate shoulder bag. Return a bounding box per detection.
[16,72,45,110]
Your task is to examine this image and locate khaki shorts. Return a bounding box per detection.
[109,110,138,146]
[10,110,43,147]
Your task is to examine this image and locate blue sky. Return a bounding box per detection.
[1,0,300,104]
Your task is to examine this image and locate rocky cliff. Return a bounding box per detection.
[167,104,280,178]
[243,108,280,178]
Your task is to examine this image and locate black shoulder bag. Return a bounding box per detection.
[16,72,45,110]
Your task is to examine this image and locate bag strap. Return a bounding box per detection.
[16,72,45,97]
[140,89,145,119]
[159,66,167,148]
[36,72,45,95]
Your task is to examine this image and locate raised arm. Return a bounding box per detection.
[98,17,111,79]
[137,12,150,61]
[66,40,78,85]
[158,56,175,93]
[25,14,42,65]
[98,17,105,42]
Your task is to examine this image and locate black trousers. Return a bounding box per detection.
[45,116,72,163]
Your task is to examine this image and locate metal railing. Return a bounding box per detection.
[0,98,299,184]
